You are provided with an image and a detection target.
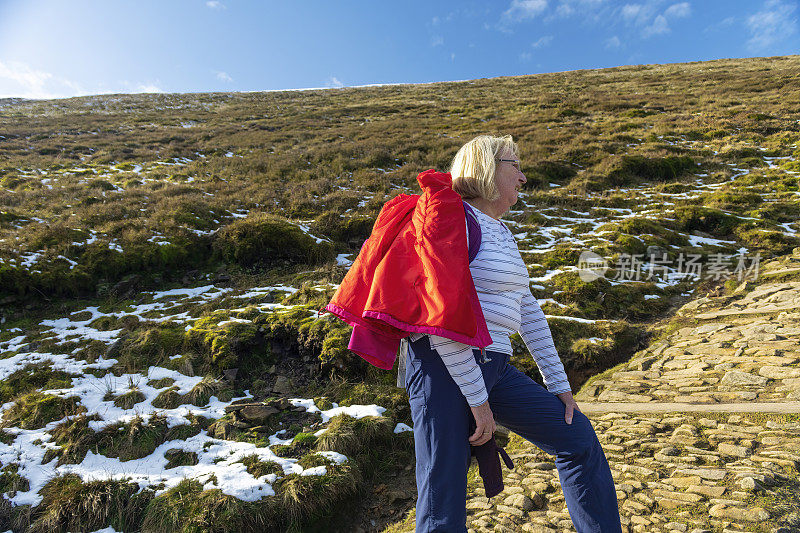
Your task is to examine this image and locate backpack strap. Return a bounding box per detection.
[464,201,482,264]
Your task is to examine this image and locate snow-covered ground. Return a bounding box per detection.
[0,283,392,509]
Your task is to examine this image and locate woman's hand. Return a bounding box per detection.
[468,400,496,446]
[556,391,580,425]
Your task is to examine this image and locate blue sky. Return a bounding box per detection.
[0,0,797,99]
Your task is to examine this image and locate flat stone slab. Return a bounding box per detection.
[578,402,800,414]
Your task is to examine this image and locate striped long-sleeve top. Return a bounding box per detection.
[410,204,572,407]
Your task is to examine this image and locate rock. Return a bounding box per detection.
[653,489,704,504]
[759,365,800,379]
[737,477,763,492]
[466,500,492,510]
[717,443,751,458]
[272,375,292,394]
[504,494,535,511]
[674,467,726,481]
[495,504,524,517]
[387,489,412,503]
[664,476,701,488]
[721,371,768,387]
[665,523,687,532]
[238,405,279,424]
[687,484,726,497]
[709,504,769,522]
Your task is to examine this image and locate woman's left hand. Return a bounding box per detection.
[556,391,580,425]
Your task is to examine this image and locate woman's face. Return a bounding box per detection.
[494,149,527,213]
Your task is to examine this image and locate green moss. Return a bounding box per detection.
[110,324,185,373]
[293,432,318,447]
[184,312,260,373]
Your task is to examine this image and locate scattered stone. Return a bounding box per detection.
[720,371,768,387]
[272,375,292,394]
[709,504,769,522]
[237,405,279,424]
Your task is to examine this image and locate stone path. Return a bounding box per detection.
[457,250,800,533]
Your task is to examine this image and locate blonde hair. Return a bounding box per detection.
[450,134,519,201]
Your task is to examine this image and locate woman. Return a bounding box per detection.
[405,134,622,532]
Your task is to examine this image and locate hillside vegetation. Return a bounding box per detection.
[0,55,798,532]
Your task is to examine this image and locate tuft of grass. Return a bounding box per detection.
[113,389,146,409]
[240,454,284,478]
[94,414,168,462]
[314,414,393,457]
[2,392,84,430]
[147,377,176,389]
[29,474,152,533]
[0,363,75,404]
[151,386,183,409]
[0,464,30,496]
[212,213,336,268]
[44,414,103,465]
[140,479,280,533]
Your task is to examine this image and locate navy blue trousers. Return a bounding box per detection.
[406,335,622,533]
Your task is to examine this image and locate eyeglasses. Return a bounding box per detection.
[496,158,521,170]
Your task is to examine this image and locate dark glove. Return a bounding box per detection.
[469,416,514,498]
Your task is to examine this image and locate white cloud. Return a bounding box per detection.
[605,35,622,48]
[135,83,163,94]
[0,60,53,98]
[643,14,670,36]
[621,3,645,22]
[325,76,344,88]
[519,51,533,61]
[431,35,444,46]
[206,1,225,9]
[664,2,691,18]
[532,35,554,47]
[501,0,548,27]
[216,71,233,83]
[555,3,574,16]
[0,61,165,99]
[746,0,798,51]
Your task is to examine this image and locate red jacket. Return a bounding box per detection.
[323,169,492,369]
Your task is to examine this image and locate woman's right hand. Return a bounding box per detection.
[468,400,496,446]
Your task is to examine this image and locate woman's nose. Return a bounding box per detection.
[519,171,527,184]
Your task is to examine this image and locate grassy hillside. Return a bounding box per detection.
[0,55,799,531]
